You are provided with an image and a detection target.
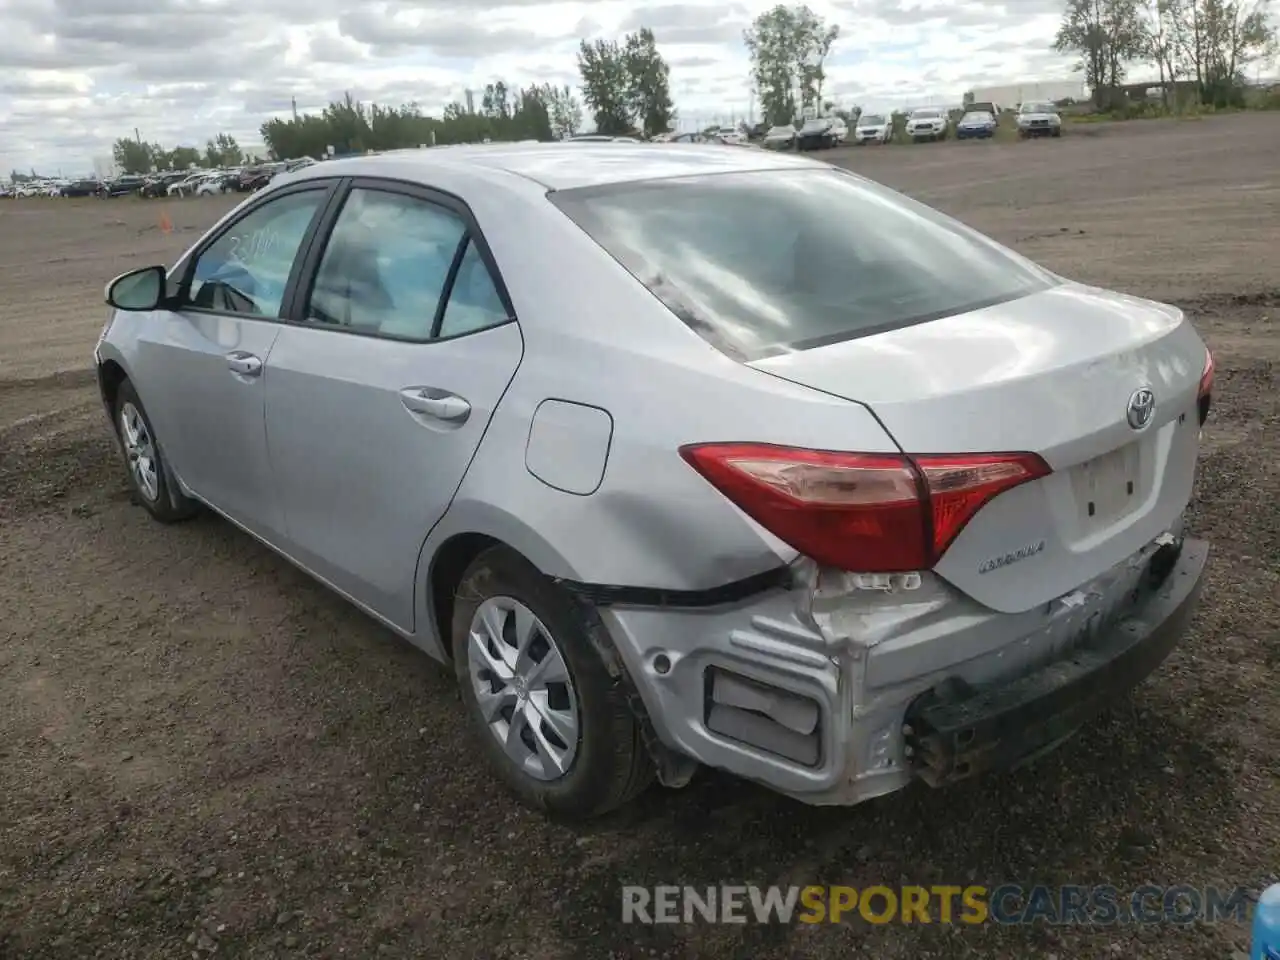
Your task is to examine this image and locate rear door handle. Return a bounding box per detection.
[399,388,471,423]
[226,352,262,377]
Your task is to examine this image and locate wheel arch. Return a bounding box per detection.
[419,515,693,793]
[97,358,129,426]
[416,501,583,662]
[95,341,136,429]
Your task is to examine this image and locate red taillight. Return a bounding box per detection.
[679,443,1051,573]
[1198,348,1214,425]
[1198,348,1214,399]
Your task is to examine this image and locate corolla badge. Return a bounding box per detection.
[1127,387,1156,430]
[978,540,1046,575]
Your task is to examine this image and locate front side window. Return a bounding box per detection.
[186,189,325,317]
[552,169,1056,361]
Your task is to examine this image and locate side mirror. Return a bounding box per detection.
[105,265,167,311]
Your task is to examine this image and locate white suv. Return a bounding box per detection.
[906,108,949,142]
[855,114,893,144]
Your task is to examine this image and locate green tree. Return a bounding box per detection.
[796,8,839,111]
[204,133,243,167]
[624,28,676,137]
[1197,0,1276,104]
[1139,0,1182,106]
[112,138,153,175]
[168,145,201,170]
[744,5,840,126]
[482,81,512,120]
[578,38,634,133]
[512,86,555,140]
[1112,0,1275,109]
[745,6,800,126]
[256,82,571,157]
[1055,0,1145,109]
[544,83,583,138]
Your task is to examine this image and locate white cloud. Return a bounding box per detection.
[0,0,1192,172]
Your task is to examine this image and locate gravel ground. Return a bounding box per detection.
[0,112,1276,960]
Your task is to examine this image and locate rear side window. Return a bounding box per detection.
[306,188,465,340]
[303,187,511,342]
[551,169,1055,360]
[438,239,509,338]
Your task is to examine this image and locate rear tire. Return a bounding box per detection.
[114,380,199,523]
[451,546,653,820]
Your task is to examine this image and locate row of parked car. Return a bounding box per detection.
[1,158,318,201]
[133,159,317,198]
[758,100,1064,150]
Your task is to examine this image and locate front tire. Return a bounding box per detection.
[452,546,653,819]
[114,380,199,523]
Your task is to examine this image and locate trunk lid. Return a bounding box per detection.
[750,282,1205,614]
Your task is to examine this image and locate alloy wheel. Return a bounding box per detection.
[119,401,159,502]
[466,596,580,781]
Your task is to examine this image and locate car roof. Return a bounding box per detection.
[285,142,823,192]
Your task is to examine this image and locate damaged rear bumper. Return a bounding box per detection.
[593,533,1209,807]
[904,537,1209,786]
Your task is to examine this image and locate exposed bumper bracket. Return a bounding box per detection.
[556,566,792,610]
[904,537,1210,787]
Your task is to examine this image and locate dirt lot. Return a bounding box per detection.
[1,112,1277,960]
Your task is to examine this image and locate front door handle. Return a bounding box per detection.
[226,352,262,377]
[399,388,471,423]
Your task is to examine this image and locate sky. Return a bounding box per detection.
[0,0,1266,175]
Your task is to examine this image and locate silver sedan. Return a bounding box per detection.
[96,143,1214,819]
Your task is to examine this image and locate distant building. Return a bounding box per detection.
[92,155,119,180]
[969,80,1087,108]
[465,89,476,113]
[1116,79,1199,102]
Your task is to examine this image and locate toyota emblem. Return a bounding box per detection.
[1127,387,1156,430]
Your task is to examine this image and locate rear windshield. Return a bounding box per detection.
[550,169,1055,360]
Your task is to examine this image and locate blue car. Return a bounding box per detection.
[956,110,997,140]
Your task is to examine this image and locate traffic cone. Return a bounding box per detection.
[159,209,172,234]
